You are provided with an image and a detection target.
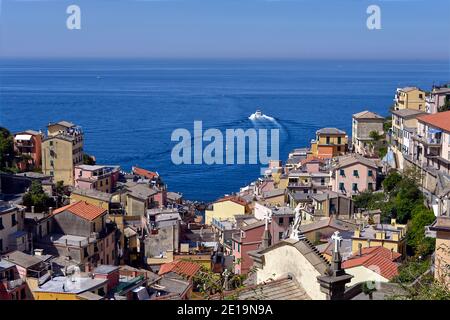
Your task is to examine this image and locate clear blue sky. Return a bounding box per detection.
[0,0,448,59]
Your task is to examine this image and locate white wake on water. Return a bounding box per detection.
[248,111,276,122]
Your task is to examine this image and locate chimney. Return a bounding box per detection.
[31,206,35,213]
[390,248,394,260]
[367,239,371,248]
[358,243,362,256]
[48,207,53,215]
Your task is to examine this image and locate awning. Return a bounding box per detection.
[428,128,442,134]
[14,134,32,141]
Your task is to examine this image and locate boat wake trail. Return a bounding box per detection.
[248,112,276,122]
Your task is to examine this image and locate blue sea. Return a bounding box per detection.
[0,59,448,201]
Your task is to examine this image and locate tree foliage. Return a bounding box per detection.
[353,190,385,210]
[0,127,16,171]
[83,154,96,165]
[407,205,435,257]
[22,180,54,213]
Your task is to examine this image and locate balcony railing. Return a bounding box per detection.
[1,277,26,290]
[413,134,442,146]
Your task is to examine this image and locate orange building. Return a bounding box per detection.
[310,128,348,159]
[14,130,43,171]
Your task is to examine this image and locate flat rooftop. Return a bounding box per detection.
[34,276,107,294]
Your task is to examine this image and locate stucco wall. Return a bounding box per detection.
[345,266,388,287]
[256,244,326,300]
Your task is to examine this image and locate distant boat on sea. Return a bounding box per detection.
[249,109,275,121]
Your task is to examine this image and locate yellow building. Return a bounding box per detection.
[351,219,407,257]
[310,128,348,159]
[174,253,212,270]
[394,87,426,111]
[261,189,286,206]
[41,121,84,186]
[33,276,107,300]
[205,196,249,225]
[70,188,114,211]
[430,216,450,286]
[276,174,289,190]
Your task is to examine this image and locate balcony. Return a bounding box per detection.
[15,141,34,148]
[288,181,311,188]
[413,134,442,146]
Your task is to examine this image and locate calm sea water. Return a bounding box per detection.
[0,59,448,201]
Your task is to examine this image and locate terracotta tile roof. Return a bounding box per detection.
[214,195,248,207]
[417,110,450,133]
[158,260,201,278]
[52,201,107,221]
[342,246,400,280]
[132,166,159,179]
[301,156,325,166]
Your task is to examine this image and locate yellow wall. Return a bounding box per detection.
[435,230,450,285]
[34,292,80,300]
[70,193,110,211]
[351,238,406,257]
[174,255,211,270]
[126,195,147,216]
[205,200,246,225]
[42,137,83,186]
[311,133,347,158]
[277,178,289,190]
[264,194,286,206]
[395,89,426,111]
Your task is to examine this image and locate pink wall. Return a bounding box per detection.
[94,269,119,292]
[333,162,377,195]
[154,190,167,208]
[304,162,320,173]
[232,224,265,274]
[99,232,116,265]
[259,180,275,194]
[270,215,293,245]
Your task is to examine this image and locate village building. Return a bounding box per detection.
[330,154,379,196]
[13,130,43,171]
[70,188,120,212]
[351,220,407,257]
[301,190,355,221]
[310,128,348,159]
[429,216,450,286]
[351,110,385,157]
[342,246,401,287]
[248,237,331,300]
[0,258,28,300]
[297,217,358,245]
[74,165,120,193]
[204,196,250,225]
[2,250,51,299]
[144,209,181,268]
[410,110,450,176]
[390,109,426,170]
[36,201,116,270]
[41,121,84,186]
[124,182,159,216]
[425,84,450,114]
[393,87,426,111]
[232,219,266,275]
[0,202,28,254]
[33,274,108,300]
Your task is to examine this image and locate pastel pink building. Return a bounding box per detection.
[331,155,378,196]
[232,220,265,275]
[74,165,120,193]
